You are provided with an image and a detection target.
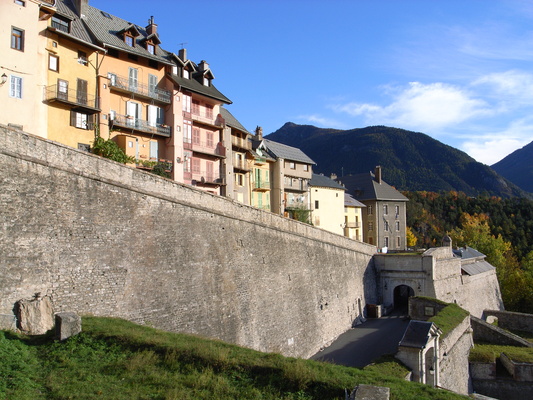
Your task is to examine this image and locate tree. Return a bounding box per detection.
[406,226,417,248]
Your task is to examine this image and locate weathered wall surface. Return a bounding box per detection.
[0,126,377,358]
[484,310,533,334]
[471,317,533,348]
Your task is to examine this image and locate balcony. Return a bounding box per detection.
[254,157,267,165]
[44,84,100,113]
[233,159,251,171]
[252,180,270,191]
[135,159,172,173]
[111,113,171,137]
[108,73,171,104]
[345,221,361,229]
[231,135,251,150]
[183,139,226,158]
[188,169,222,185]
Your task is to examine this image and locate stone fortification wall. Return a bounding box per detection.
[0,126,377,358]
[484,310,533,335]
[471,317,533,348]
[454,272,503,318]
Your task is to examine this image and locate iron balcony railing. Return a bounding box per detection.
[111,113,171,137]
[108,73,171,103]
[345,221,361,228]
[190,169,221,184]
[183,139,226,157]
[233,159,251,171]
[253,180,270,190]
[44,84,100,111]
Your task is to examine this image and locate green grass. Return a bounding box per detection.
[470,344,533,363]
[0,316,469,400]
[428,303,470,338]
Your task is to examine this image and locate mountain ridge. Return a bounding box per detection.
[491,140,533,193]
[265,123,529,198]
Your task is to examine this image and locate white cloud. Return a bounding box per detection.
[296,114,347,129]
[460,119,533,165]
[472,70,533,105]
[332,82,491,133]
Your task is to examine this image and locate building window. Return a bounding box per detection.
[396,221,400,231]
[192,100,200,115]
[205,105,213,119]
[15,0,25,6]
[128,67,138,91]
[397,236,401,248]
[147,43,155,54]
[395,205,400,216]
[289,162,296,169]
[384,237,389,248]
[206,131,214,148]
[368,222,373,231]
[48,54,59,72]
[383,204,388,215]
[125,35,134,47]
[368,205,373,215]
[315,200,319,210]
[77,51,88,66]
[11,27,24,51]
[183,69,190,79]
[192,128,200,145]
[192,158,200,173]
[9,76,22,98]
[70,111,93,130]
[182,94,191,113]
[235,173,244,186]
[303,164,309,171]
[384,221,389,231]
[51,16,69,33]
[183,120,192,143]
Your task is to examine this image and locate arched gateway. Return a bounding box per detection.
[394,284,415,310]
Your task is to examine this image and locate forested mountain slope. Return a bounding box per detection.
[492,140,533,193]
[266,123,528,198]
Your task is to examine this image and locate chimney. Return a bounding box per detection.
[255,126,263,140]
[330,173,337,180]
[73,0,88,17]
[178,48,187,62]
[146,16,157,35]
[375,165,382,184]
[198,60,209,72]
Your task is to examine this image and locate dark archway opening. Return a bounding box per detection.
[394,284,415,312]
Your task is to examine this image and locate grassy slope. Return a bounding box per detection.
[0,317,468,400]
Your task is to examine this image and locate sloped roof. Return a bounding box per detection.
[461,260,495,276]
[453,246,486,259]
[338,172,408,202]
[261,139,316,164]
[169,73,231,104]
[399,321,437,349]
[345,193,366,208]
[220,107,250,134]
[83,4,172,65]
[51,1,103,50]
[310,174,345,190]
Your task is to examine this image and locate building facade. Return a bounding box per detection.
[309,173,346,235]
[344,193,365,241]
[339,166,408,251]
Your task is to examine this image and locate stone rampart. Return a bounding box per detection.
[0,126,376,358]
[471,316,533,348]
[484,310,533,335]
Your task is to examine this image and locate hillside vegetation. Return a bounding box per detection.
[0,317,468,400]
[266,123,528,198]
[406,191,533,313]
[492,140,533,193]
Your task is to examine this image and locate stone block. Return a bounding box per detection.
[347,384,390,400]
[55,312,82,341]
[15,295,54,335]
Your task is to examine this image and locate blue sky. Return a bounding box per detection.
[90,0,533,165]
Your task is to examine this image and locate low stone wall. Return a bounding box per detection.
[471,317,533,348]
[500,353,533,382]
[471,379,533,400]
[0,126,377,358]
[484,310,533,335]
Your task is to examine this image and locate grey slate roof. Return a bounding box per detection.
[338,172,408,202]
[453,246,486,259]
[220,107,250,133]
[260,139,316,165]
[309,174,345,190]
[169,74,232,104]
[345,193,366,208]
[399,321,436,349]
[83,4,173,65]
[51,1,103,50]
[461,260,495,276]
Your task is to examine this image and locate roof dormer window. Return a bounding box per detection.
[147,43,155,54]
[125,34,134,47]
[183,69,190,79]
[203,77,210,86]
[51,15,70,33]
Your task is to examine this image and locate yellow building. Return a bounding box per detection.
[309,174,346,235]
[250,128,274,211]
[0,0,55,137]
[344,193,365,241]
[43,0,104,151]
